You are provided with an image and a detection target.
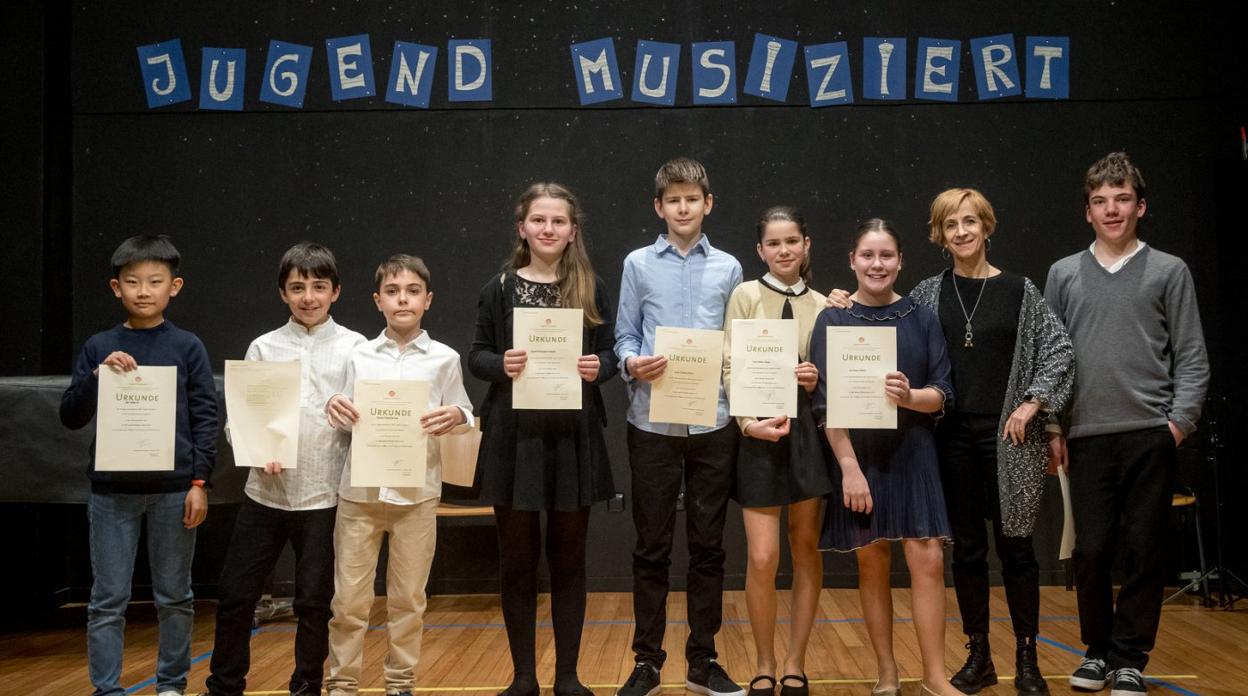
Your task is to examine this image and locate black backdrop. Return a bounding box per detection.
[3,0,1247,614]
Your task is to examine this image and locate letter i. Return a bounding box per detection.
[760,41,781,93]
[878,42,894,96]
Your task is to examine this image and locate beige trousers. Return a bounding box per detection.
[326,497,438,696]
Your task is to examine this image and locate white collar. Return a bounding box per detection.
[763,272,806,295]
[1090,239,1147,273]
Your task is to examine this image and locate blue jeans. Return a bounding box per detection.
[88,491,197,696]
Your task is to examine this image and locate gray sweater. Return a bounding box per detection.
[1044,245,1209,439]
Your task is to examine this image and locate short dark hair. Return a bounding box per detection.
[852,218,902,253]
[111,235,180,278]
[278,242,340,289]
[756,205,812,285]
[1084,151,1146,202]
[654,157,711,198]
[374,254,431,291]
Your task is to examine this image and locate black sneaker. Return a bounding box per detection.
[618,661,662,696]
[687,659,746,696]
[1070,657,1109,691]
[1109,668,1147,696]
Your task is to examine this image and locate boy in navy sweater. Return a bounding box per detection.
[61,235,218,696]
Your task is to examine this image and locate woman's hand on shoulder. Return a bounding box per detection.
[824,288,852,309]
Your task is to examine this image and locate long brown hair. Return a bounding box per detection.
[506,182,603,327]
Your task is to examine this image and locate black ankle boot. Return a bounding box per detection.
[1014,636,1049,694]
[950,633,998,694]
[499,673,540,696]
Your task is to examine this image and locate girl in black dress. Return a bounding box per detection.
[722,207,831,696]
[468,182,618,696]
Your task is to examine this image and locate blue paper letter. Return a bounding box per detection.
[569,38,622,105]
[915,38,960,102]
[804,42,853,107]
[326,34,376,101]
[632,40,680,105]
[744,34,797,102]
[199,47,246,111]
[1025,36,1070,99]
[863,38,907,101]
[971,34,1021,100]
[448,39,492,102]
[386,42,438,108]
[259,41,312,108]
[137,39,191,108]
[691,41,736,105]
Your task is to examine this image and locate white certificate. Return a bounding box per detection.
[95,365,177,471]
[825,326,897,429]
[351,379,429,488]
[1058,467,1076,560]
[513,307,583,410]
[224,359,301,469]
[649,326,724,427]
[729,319,799,419]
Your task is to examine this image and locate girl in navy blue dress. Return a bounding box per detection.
[809,219,959,696]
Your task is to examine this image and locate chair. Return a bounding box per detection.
[1163,487,1210,606]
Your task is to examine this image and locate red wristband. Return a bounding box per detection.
[191,479,206,488]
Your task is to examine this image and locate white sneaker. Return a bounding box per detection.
[156,691,184,696]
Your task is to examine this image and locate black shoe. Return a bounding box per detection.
[1014,636,1049,694]
[687,659,745,696]
[617,662,662,696]
[950,633,998,694]
[747,675,776,696]
[1070,657,1109,692]
[555,674,596,696]
[1109,667,1147,696]
[778,673,808,696]
[500,674,541,696]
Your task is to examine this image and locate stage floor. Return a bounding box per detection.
[3,588,1245,695]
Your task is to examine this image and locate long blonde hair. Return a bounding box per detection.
[506,182,602,327]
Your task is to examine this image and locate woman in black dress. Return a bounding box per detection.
[468,182,618,696]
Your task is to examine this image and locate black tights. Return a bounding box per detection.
[494,505,591,684]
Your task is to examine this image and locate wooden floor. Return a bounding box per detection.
[4,588,1246,695]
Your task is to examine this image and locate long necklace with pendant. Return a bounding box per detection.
[951,272,989,348]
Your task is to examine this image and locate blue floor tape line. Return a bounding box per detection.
[125,627,256,693]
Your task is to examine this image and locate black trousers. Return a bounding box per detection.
[627,424,738,668]
[205,497,337,696]
[1068,425,1176,671]
[939,412,1040,639]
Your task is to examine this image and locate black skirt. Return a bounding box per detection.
[732,389,833,508]
[472,388,615,511]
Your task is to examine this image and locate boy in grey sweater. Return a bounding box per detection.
[1044,152,1209,696]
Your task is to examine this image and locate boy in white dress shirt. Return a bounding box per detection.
[204,242,365,696]
[323,254,474,696]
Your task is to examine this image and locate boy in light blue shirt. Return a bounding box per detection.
[613,157,744,696]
